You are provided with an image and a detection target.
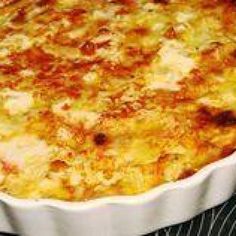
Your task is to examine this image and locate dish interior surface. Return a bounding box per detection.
[0,0,235,201]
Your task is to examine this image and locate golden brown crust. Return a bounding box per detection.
[0,0,235,201]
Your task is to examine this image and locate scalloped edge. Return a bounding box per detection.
[0,152,236,236]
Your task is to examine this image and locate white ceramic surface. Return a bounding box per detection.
[0,152,236,236]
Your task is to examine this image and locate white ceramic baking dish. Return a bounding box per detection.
[0,152,236,236]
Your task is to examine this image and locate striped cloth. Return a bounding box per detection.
[148,193,236,236]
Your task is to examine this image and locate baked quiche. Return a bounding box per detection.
[0,0,235,201]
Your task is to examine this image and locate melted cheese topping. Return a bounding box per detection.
[0,135,51,168]
[0,34,32,55]
[0,0,235,201]
[52,99,100,128]
[1,90,34,115]
[159,40,196,78]
[145,40,196,91]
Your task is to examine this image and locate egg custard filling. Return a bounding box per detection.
[0,0,235,201]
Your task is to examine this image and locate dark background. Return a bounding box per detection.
[0,193,236,236]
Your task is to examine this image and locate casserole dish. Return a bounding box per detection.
[0,1,236,235]
[0,151,236,236]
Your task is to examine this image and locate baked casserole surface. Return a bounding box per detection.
[0,0,235,201]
